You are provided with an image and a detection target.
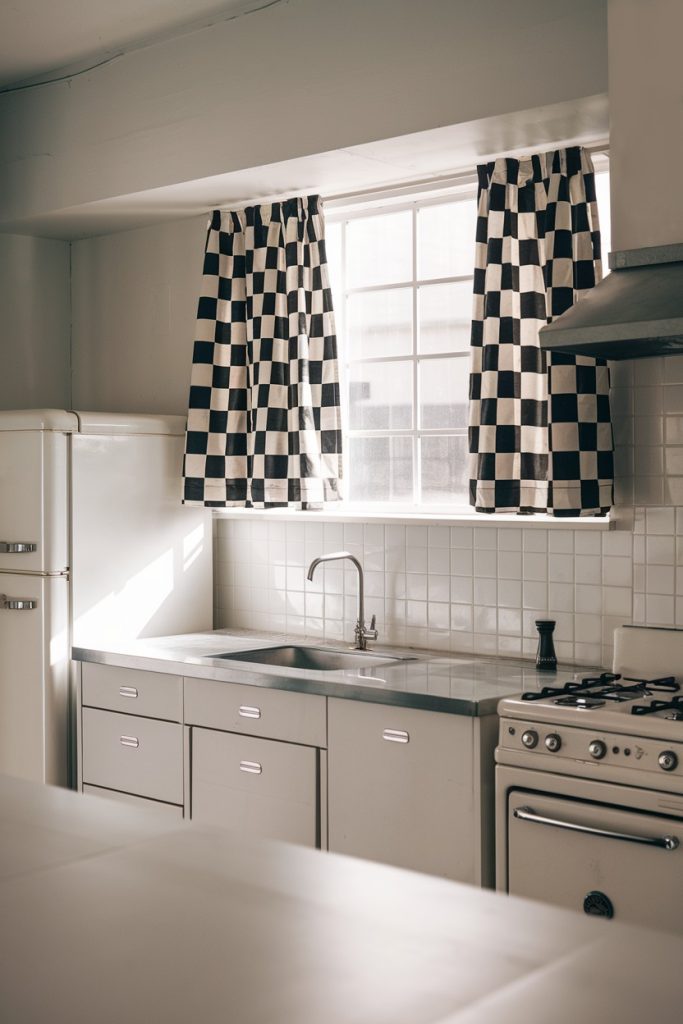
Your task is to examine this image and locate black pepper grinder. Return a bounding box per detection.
[535,619,557,671]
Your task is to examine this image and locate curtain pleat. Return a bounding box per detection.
[468,147,613,516]
[183,195,343,508]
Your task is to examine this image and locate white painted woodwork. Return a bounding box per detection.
[82,662,182,721]
[83,784,183,819]
[191,727,318,847]
[81,708,183,804]
[0,573,69,785]
[328,698,487,883]
[184,676,326,748]
[0,0,607,235]
[0,428,71,574]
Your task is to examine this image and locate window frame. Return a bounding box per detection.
[326,182,479,515]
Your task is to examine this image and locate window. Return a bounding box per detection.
[325,161,611,512]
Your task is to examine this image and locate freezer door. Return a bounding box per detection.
[71,430,212,646]
[507,789,683,933]
[0,574,69,786]
[0,430,70,574]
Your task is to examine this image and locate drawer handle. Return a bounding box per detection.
[238,705,261,719]
[0,541,37,553]
[119,686,139,699]
[0,594,38,610]
[120,735,140,748]
[239,760,262,775]
[382,729,409,744]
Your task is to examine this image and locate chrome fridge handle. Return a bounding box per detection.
[0,542,37,553]
[513,806,679,851]
[0,594,38,611]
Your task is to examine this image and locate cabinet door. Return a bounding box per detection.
[328,698,475,881]
[191,728,319,847]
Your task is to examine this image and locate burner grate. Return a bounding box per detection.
[521,674,679,705]
[631,694,683,718]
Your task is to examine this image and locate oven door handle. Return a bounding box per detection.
[512,806,679,851]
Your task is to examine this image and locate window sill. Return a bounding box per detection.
[212,507,614,530]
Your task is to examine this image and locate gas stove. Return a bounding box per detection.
[495,626,683,933]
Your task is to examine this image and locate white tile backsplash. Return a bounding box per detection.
[214,361,683,669]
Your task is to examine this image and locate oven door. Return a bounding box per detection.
[507,790,683,932]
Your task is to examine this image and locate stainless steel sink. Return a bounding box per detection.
[213,645,416,672]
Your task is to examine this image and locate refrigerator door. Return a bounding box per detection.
[0,573,69,785]
[0,411,76,574]
[71,416,212,647]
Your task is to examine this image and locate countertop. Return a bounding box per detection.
[0,773,679,1024]
[73,628,587,715]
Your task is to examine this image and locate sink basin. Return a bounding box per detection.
[212,645,416,672]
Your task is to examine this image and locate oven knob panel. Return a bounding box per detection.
[545,733,562,752]
[521,729,539,749]
[588,739,607,760]
[658,750,678,772]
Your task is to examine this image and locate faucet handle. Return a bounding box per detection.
[369,614,376,631]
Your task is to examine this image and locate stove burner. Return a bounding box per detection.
[555,695,606,709]
[632,695,683,718]
[522,674,679,706]
[521,673,621,702]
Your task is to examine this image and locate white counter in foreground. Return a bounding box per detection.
[0,775,678,1024]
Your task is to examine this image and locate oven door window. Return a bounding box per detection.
[507,790,683,932]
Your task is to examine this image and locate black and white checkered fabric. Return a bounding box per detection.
[183,195,343,508]
[468,147,613,516]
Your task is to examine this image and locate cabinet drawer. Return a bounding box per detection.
[83,785,184,820]
[82,708,183,804]
[191,727,318,847]
[184,677,326,747]
[82,663,182,721]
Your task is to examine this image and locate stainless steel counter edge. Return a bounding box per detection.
[72,635,582,717]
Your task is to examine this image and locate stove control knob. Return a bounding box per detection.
[658,750,678,772]
[521,729,539,749]
[545,733,562,753]
[589,740,607,760]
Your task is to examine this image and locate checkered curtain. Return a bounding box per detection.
[468,147,613,516]
[183,195,343,508]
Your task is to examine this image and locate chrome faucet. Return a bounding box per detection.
[306,551,378,651]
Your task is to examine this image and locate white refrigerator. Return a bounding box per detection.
[0,410,212,788]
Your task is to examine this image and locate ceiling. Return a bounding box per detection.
[0,0,276,89]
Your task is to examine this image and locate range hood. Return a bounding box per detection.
[540,243,683,359]
[540,0,683,360]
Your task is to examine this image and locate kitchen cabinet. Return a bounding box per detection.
[327,697,497,884]
[191,727,319,845]
[184,676,326,849]
[79,663,185,815]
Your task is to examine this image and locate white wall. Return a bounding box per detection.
[608,0,683,250]
[0,0,607,230]
[71,216,205,413]
[0,234,71,410]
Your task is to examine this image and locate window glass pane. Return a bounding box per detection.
[417,199,477,279]
[421,435,468,504]
[346,210,412,288]
[347,287,412,360]
[324,220,343,300]
[419,356,469,429]
[594,170,611,276]
[418,281,473,354]
[349,436,413,502]
[348,360,413,430]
